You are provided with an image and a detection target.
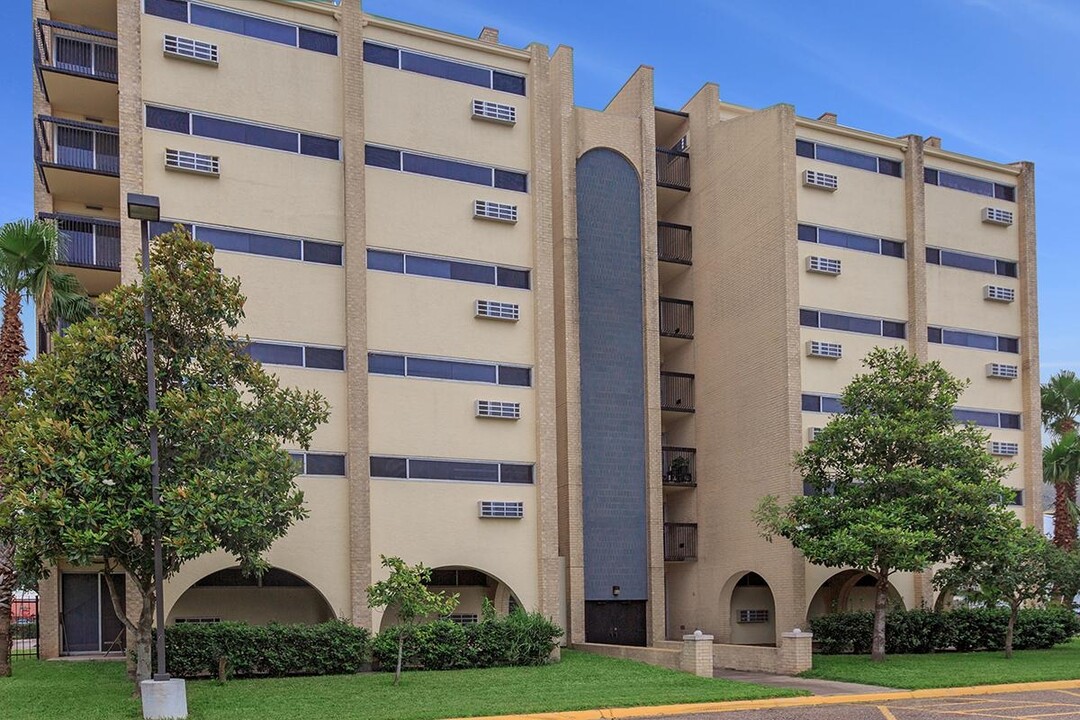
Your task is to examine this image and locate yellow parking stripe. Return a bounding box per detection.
[877,706,898,720]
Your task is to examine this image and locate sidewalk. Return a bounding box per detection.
[712,668,896,696]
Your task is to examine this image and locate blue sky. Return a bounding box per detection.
[5,0,1076,377]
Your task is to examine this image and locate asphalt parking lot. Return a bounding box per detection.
[637,689,1080,720]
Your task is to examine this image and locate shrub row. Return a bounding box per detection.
[162,610,562,678]
[372,611,562,671]
[810,606,1080,654]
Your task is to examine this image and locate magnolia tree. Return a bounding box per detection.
[0,228,328,687]
[755,347,1014,662]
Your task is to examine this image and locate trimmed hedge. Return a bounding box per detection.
[371,610,562,671]
[162,620,370,678]
[810,606,1080,654]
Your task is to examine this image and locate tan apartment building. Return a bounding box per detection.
[30,0,1038,659]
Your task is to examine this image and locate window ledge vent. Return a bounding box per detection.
[803,169,838,191]
[984,285,1016,303]
[989,441,1019,456]
[478,500,524,519]
[807,256,842,275]
[165,149,219,176]
[806,340,843,359]
[986,363,1019,380]
[475,300,520,321]
[474,200,518,223]
[164,34,219,65]
[982,207,1014,226]
[476,400,521,419]
[808,427,823,441]
[472,99,517,125]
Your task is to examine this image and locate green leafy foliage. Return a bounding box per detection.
[370,610,563,671]
[756,348,1014,661]
[162,620,370,679]
[0,228,329,683]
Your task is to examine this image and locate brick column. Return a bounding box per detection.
[776,630,813,675]
[680,631,714,677]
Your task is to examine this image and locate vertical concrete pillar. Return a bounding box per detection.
[776,630,813,675]
[680,631,714,677]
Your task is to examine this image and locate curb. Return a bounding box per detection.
[442,678,1080,720]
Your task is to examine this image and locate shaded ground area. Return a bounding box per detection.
[714,668,896,696]
[640,689,1080,720]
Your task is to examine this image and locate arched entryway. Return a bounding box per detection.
[378,566,522,630]
[807,570,905,618]
[726,572,777,646]
[168,567,335,625]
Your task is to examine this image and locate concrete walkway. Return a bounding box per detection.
[713,668,897,696]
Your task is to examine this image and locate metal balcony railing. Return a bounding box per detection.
[660,371,695,412]
[656,148,690,191]
[662,447,696,487]
[664,523,698,561]
[40,213,121,271]
[657,222,692,265]
[659,297,694,339]
[35,20,118,82]
[36,116,120,176]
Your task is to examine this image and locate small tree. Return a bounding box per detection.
[0,228,328,687]
[367,555,459,685]
[936,521,1067,658]
[755,347,1013,661]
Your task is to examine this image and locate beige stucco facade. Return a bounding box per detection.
[32,0,1039,661]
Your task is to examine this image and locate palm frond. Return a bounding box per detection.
[1044,432,1080,487]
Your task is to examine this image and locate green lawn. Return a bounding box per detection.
[802,638,1080,689]
[0,650,803,720]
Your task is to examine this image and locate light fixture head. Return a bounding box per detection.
[126,193,161,222]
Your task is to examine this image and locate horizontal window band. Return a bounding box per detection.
[146,104,340,159]
[362,40,525,96]
[288,451,347,477]
[242,340,345,371]
[925,167,1015,202]
[370,455,534,484]
[926,246,1018,278]
[796,139,902,177]
[364,144,527,192]
[798,223,904,258]
[145,0,339,55]
[953,407,1022,429]
[801,393,844,414]
[367,248,529,289]
[368,352,531,387]
[149,220,342,266]
[928,326,1019,354]
[800,308,906,339]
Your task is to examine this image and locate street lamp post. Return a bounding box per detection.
[126,193,169,683]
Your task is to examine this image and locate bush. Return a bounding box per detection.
[12,621,38,641]
[372,610,562,672]
[811,606,1080,654]
[163,620,370,679]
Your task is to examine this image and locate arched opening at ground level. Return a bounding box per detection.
[378,566,522,630]
[725,572,777,646]
[807,570,906,618]
[167,567,335,625]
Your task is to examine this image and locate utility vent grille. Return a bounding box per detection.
[983,207,1014,226]
[474,200,518,223]
[478,500,524,519]
[807,340,843,359]
[476,400,521,419]
[803,169,839,191]
[165,149,219,176]
[472,99,517,124]
[164,34,219,64]
[986,363,1019,380]
[475,300,520,321]
[989,441,1019,456]
[737,609,769,624]
[984,285,1016,303]
[807,256,842,275]
[446,614,480,624]
[808,427,823,441]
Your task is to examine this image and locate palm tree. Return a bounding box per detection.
[1042,371,1080,550]
[0,218,93,677]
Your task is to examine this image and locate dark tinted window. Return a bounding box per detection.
[492,71,526,95]
[799,309,819,327]
[795,139,815,158]
[996,260,1018,278]
[303,241,343,266]
[941,250,996,274]
[994,184,1016,202]
[305,347,345,370]
[881,321,906,339]
[300,134,340,159]
[367,249,404,273]
[500,464,533,483]
[148,221,192,238]
[289,452,305,472]
[1011,490,1024,506]
[494,169,528,192]
[410,459,499,482]
[450,261,496,284]
[498,365,531,387]
[928,327,943,343]
[926,247,941,264]
[194,115,297,152]
[801,394,822,412]
[877,158,902,177]
[146,105,190,133]
[821,397,844,413]
[937,170,993,197]
[818,228,880,254]
[407,358,494,383]
[145,0,188,22]
[191,4,296,46]
[924,168,939,185]
[797,224,817,242]
[368,353,405,376]
[815,144,878,172]
[1000,413,1022,429]
[880,239,905,258]
[497,267,530,289]
[248,342,304,366]
[298,28,338,55]
[305,453,346,476]
[953,409,1000,427]
[364,145,401,169]
[363,41,399,67]
[199,226,301,260]
[406,255,452,279]
[370,456,407,478]
[999,337,1020,354]
[943,329,998,351]
[401,51,491,87]
[403,153,492,185]
[820,312,882,336]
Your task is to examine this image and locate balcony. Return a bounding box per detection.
[659,297,693,340]
[662,447,696,487]
[657,222,692,265]
[42,0,118,33]
[660,372,695,413]
[36,116,120,207]
[39,213,123,296]
[656,148,690,191]
[35,20,119,119]
[664,523,698,561]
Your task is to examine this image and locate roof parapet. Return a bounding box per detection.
[817,112,838,124]
[478,26,499,44]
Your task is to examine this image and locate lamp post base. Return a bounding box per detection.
[140,678,188,720]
